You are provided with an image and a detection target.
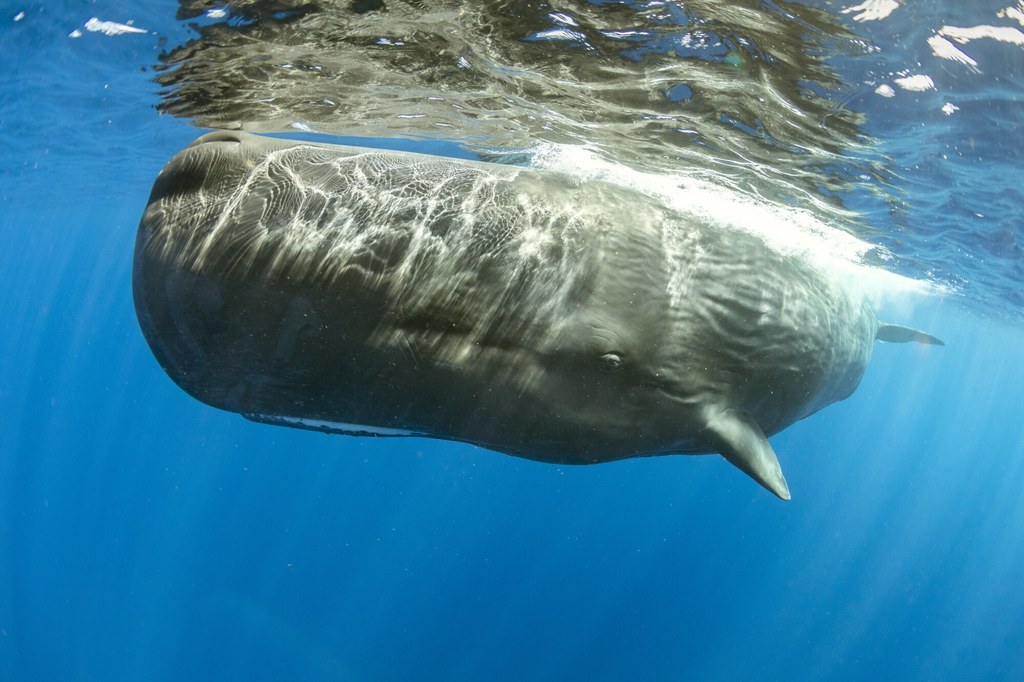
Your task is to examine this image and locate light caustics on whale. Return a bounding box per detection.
[133,131,943,500]
[527,141,937,303]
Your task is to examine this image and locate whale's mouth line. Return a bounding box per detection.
[243,413,427,438]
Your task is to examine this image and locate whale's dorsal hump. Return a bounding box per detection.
[703,407,791,501]
[876,324,945,346]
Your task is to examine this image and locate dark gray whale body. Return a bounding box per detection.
[133,131,942,500]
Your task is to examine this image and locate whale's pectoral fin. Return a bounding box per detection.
[876,324,945,346]
[704,407,791,501]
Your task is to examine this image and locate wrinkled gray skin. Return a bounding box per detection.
[134,131,942,500]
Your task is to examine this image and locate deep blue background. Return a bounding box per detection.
[2,2,1023,680]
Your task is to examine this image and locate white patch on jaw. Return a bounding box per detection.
[245,413,423,437]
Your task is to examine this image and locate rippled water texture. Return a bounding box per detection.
[158,2,867,203]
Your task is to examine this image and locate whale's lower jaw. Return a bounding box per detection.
[244,413,425,438]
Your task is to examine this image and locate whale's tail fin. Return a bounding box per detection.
[876,324,945,346]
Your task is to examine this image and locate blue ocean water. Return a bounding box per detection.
[1,1,1023,680]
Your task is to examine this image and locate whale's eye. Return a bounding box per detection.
[599,352,624,372]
